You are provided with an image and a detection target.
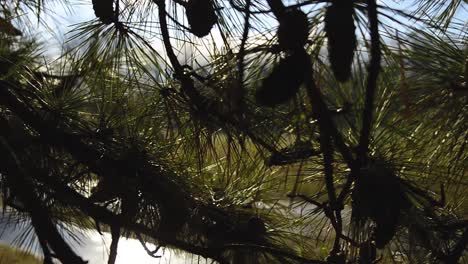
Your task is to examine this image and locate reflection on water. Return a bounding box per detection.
[0,213,208,264]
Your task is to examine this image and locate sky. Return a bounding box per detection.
[25,0,467,62]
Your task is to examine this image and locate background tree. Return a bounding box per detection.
[0,0,466,263]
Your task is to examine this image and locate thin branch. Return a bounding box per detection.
[108,223,120,264]
[38,236,54,264]
[288,193,329,210]
[302,62,351,170]
[303,53,344,253]
[230,0,321,14]
[136,233,162,258]
[319,130,341,252]
[268,146,321,166]
[357,0,381,162]
[236,0,251,97]
[219,243,328,264]
[32,166,229,263]
[337,0,382,205]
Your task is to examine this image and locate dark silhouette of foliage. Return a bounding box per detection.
[0,0,466,263]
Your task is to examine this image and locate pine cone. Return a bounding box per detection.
[256,49,309,106]
[351,160,411,248]
[185,0,217,37]
[92,0,115,24]
[325,1,356,82]
[277,9,309,51]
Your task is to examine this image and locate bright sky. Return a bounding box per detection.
[27,0,466,62]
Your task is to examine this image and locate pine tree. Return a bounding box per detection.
[0,0,466,263]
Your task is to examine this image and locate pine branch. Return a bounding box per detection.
[0,133,87,264]
[136,234,162,258]
[357,0,381,162]
[217,244,328,264]
[155,0,278,153]
[0,81,317,263]
[236,0,251,102]
[0,80,191,225]
[337,0,382,205]
[304,54,343,253]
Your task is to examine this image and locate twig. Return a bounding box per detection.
[95,218,104,235]
[219,243,328,263]
[230,0,322,15]
[136,233,162,258]
[268,146,321,166]
[319,129,341,252]
[236,0,251,100]
[337,0,382,205]
[399,179,445,207]
[288,193,328,210]
[303,54,343,253]
[38,236,54,264]
[357,0,381,163]
[171,0,187,7]
[108,223,120,264]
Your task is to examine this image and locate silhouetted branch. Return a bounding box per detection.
[267,145,321,166]
[337,0,382,206]
[0,80,192,230]
[136,233,162,258]
[357,0,381,162]
[235,0,251,110]
[108,223,120,264]
[219,243,327,264]
[38,236,54,264]
[302,53,346,253]
[265,0,286,18]
[0,131,87,264]
[0,87,293,263]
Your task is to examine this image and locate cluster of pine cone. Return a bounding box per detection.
[92,0,218,37]
[255,0,357,107]
[255,9,310,107]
